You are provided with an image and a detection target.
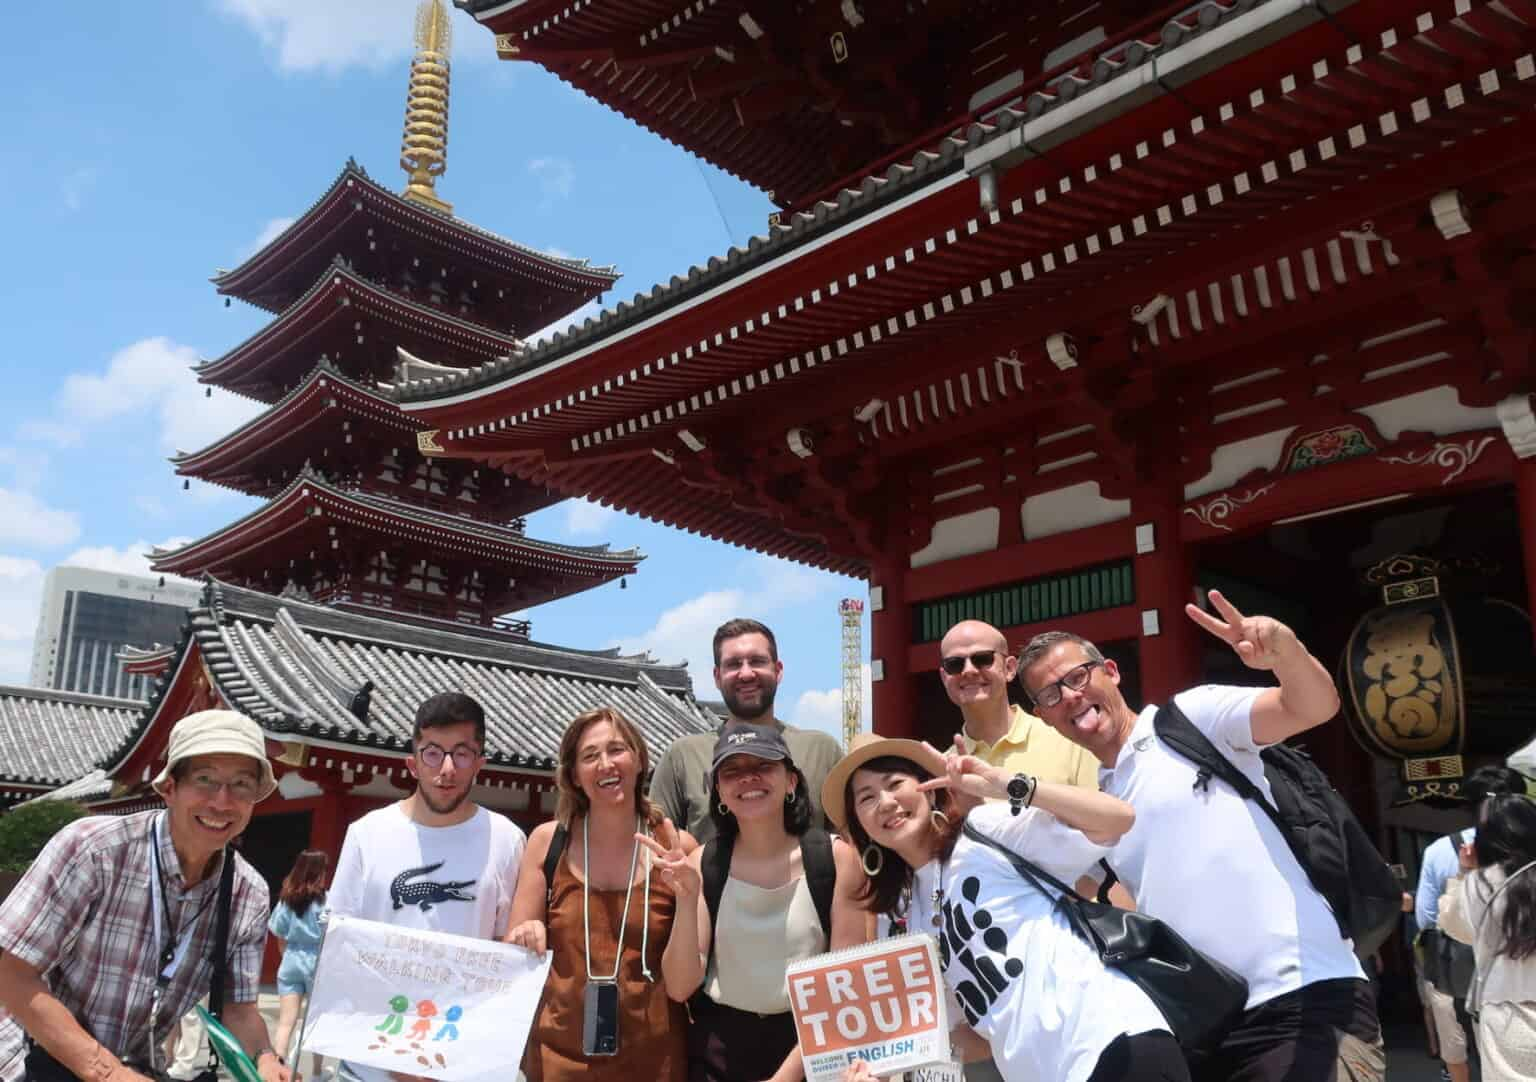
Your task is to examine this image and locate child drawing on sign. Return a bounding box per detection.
[376,994,409,1035]
[408,1000,438,1041]
[434,1005,462,1041]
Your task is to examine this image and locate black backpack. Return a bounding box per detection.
[1154,700,1400,958]
[543,823,838,953]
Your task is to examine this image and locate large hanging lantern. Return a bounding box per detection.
[1343,593,1464,760]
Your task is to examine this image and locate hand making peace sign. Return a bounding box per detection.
[1184,589,1301,672]
[636,818,700,900]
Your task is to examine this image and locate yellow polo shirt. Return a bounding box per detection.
[959,704,1100,789]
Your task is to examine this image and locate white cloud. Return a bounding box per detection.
[61,167,98,212]
[40,336,262,455]
[243,216,296,258]
[529,157,575,203]
[564,498,616,537]
[0,490,80,547]
[0,555,45,685]
[790,664,872,741]
[0,540,197,686]
[215,0,487,73]
[529,299,603,345]
[611,555,847,698]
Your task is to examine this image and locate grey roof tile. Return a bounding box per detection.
[0,686,143,787]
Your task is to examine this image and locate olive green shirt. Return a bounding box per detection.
[649,721,844,845]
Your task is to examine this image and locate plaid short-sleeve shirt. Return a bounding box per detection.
[0,810,270,1082]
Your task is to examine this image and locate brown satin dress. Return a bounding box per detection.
[523,828,688,1082]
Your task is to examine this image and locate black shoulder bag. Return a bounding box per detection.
[960,821,1249,1054]
[24,845,237,1082]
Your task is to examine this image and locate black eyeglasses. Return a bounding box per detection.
[1028,660,1102,708]
[940,650,998,676]
[417,743,483,770]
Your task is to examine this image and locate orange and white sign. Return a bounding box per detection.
[787,933,950,1082]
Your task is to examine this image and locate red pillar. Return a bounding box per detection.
[870,554,916,738]
[1516,457,1536,651]
[308,779,348,862]
[1132,482,1204,706]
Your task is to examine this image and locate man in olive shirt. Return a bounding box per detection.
[941,619,1099,787]
[650,618,843,844]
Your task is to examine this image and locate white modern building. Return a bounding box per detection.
[29,567,202,700]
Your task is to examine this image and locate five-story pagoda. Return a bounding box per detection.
[154,0,630,636]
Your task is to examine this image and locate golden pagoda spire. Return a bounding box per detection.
[400,0,453,214]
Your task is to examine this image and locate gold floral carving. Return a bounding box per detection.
[1181,484,1275,532]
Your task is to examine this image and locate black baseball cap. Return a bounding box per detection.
[710,722,791,774]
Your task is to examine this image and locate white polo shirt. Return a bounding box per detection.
[910,804,1169,1082]
[1100,685,1364,1008]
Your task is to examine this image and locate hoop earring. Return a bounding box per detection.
[861,844,884,877]
[717,801,731,816]
[930,809,951,830]
[785,790,797,805]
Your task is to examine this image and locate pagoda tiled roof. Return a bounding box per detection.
[151,468,640,579]
[399,0,1296,405]
[197,262,526,403]
[0,685,143,789]
[213,159,619,311]
[117,579,712,771]
[173,360,415,484]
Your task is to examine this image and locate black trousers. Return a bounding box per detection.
[1191,979,1383,1082]
[686,997,798,1082]
[1087,1031,1191,1082]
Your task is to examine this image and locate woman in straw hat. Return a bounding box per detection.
[823,734,1189,1082]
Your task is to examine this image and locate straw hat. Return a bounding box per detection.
[820,732,947,831]
[151,709,278,801]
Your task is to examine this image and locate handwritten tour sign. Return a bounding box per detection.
[303,915,551,1081]
[787,933,951,1082]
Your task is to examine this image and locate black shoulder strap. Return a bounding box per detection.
[543,823,569,906]
[1154,701,1287,833]
[208,844,237,1021]
[960,820,1081,900]
[800,829,836,939]
[700,834,734,970]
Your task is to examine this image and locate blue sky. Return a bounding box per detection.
[0,1,869,739]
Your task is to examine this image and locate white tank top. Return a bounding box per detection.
[705,875,826,1014]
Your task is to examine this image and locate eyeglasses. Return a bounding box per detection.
[940,650,998,676]
[416,743,483,770]
[1028,660,1102,708]
[184,773,262,802]
[718,654,774,673]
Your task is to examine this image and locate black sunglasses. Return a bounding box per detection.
[940,650,999,676]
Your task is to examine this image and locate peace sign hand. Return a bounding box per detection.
[1184,589,1300,671]
[917,735,1008,802]
[636,818,700,899]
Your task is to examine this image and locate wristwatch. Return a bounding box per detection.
[1006,773,1036,816]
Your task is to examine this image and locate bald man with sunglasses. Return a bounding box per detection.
[939,620,1099,791]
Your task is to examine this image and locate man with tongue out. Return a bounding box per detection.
[1017,592,1384,1082]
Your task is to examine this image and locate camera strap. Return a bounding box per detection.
[581,815,652,983]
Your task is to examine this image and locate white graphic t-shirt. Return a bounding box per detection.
[328,803,526,1082]
[908,804,1168,1082]
[1100,685,1364,1007]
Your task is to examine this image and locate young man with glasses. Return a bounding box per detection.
[0,710,290,1082]
[1017,595,1384,1082]
[327,692,525,1082]
[649,618,842,845]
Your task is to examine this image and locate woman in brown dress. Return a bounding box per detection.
[506,707,695,1082]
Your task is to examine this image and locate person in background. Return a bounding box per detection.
[268,849,329,1077]
[641,723,867,1082]
[1414,765,1528,1082]
[825,733,1186,1082]
[506,707,694,1082]
[649,619,842,844]
[1439,793,1536,1082]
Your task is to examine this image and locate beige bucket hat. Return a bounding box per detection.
[151,709,278,801]
[820,731,947,831]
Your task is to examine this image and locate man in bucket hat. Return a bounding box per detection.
[0,710,290,1082]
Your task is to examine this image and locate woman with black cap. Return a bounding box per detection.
[822,733,1190,1082]
[640,722,869,1082]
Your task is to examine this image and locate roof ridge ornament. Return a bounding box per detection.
[400,0,453,215]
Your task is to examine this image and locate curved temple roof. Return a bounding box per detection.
[0,686,143,792]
